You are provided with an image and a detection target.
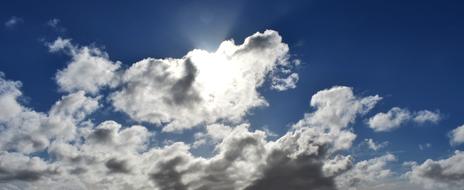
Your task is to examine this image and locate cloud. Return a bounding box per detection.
[301,86,381,130]
[48,38,121,94]
[363,138,388,151]
[0,82,382,189]
[105,158,131,174]
[0,74,99,154]
[368,107,411,132]
[368,108,441,132]
[419,143,432,151]
[336,154,397,190]
[110,30,299,131]
[46,18,66,33]
[412,110,441,124]
[1,28,452,190]
[449,124,464,145]
[407,150,464,190]
[4,16,23,28]
[270,59,300,91]
[44,30,300,132]
[0,152,57,182]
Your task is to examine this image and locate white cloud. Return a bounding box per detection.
[368,108,441,132]
[413,110,441,124]
[0,83,383,190]
[300,86,382,130]
[111,30,299,131]
[271,72,299,91]
[407,150,464,190]
[48,37,121,94]
[449,124,464,145]
[0,151,56,182]
[364,138,388,151]
[368,107,411,132]
[0,72,23,122]
[337,154,397,190]
[1,28,452,190]
[0,74,99,154]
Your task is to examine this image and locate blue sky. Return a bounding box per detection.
[0,0,463,189]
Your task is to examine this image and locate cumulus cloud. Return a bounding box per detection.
[1,29,454,190]
[449,124,464,145]
[0,80,382,189]
[0,152,57,182]
[367,107,411,132]
[300,86,381,131]
[407,150,464,190]
[368,107,441,132]
[412,110,441,124]
[0,74,99,154]
[336,154,397,190]
[111,30,299,131]
[48,37,121,94]
[46,30,299,132]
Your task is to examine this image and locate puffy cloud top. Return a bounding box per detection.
[407,151,464,190]
[450,125,464,145]
[111,30,298,131]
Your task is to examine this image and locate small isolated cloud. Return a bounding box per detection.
[46,18,66,32]
[368,107,441,132]
[418,143,432,151]
[449,124,464,145]
[47,18,60,28]
[413,110,441,124]
[364,138,389,151]
[4,16,23,28]
[407,150,464,190]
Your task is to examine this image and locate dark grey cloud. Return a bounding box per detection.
[168,58,201,106]
[0,166,56,182]
[150,156,188,190]
[244,150,336,190]
[422,163,464,182]
[105,158,131,174]
[89,128,113,143]
[236,30,282,53]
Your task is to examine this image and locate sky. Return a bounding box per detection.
[0,0,463,189]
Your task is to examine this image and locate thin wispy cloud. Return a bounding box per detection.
[4,16,23,28]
